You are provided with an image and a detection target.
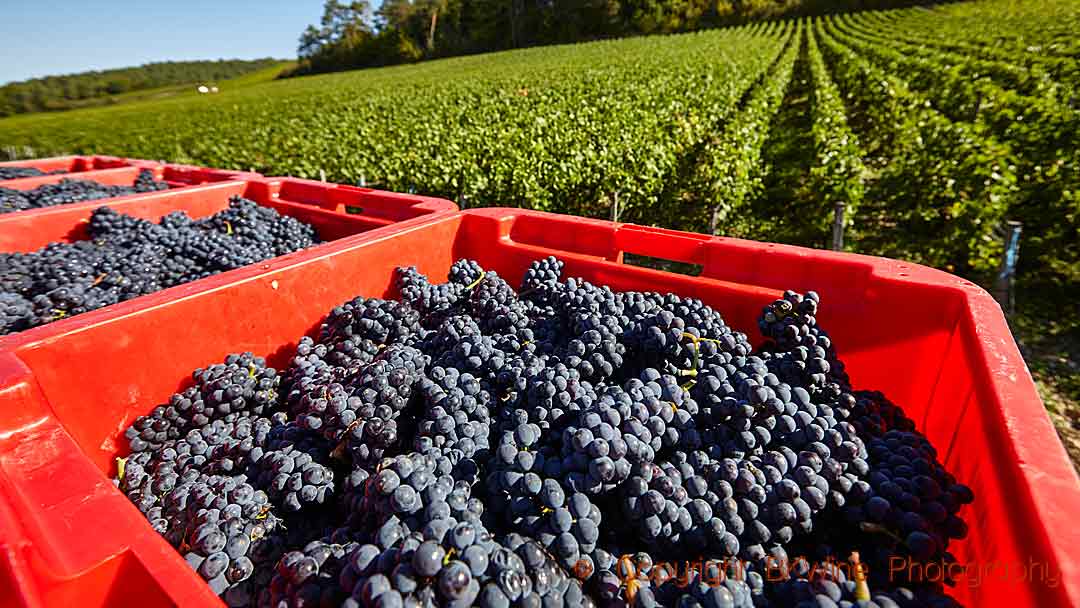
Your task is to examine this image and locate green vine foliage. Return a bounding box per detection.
[1,0,1078,288]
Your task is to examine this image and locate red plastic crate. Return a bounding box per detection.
[0,155,148,182]
[0,166,152,192]
[156,163,260,188]
[0,208,1075,608]
[0,177,456,347]
[263,176,458,224]
[0,177,456,254]
[0,161,258,194]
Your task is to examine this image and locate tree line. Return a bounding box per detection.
[288,0,940,76]
[0,59,283,118]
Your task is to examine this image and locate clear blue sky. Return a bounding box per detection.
[0,1,328,85]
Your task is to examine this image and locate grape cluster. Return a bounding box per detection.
[264,540,358,607]
[844,424,975,570]
[0,291,33,332]
[114,257,974,607]
[0,165,70,180]
[607,553,758,608]
[0,165,50,180]
[397,265,469,328]
[328,529,593,608]
[247,423,336,512]
[0,197,319,335]
[0,168,167,214]
[125,353,281,453]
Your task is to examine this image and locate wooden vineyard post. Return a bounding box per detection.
[994,221,1023,316]
[832,201,846,251]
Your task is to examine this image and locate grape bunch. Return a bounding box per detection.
[113,257,974,607]
[124,353,281,453]
[246,423,336,512]
[0,165,63,180]
[0,197,319,335]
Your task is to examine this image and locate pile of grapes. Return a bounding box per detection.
[0,197,319,335]
[0,165,66,180]
[116,258,973,608]
[0,168,166,214]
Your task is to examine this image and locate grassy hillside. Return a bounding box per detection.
[25,62,297,113]
[0,59,288,117]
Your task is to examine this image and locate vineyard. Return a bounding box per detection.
[1,1,1078,433]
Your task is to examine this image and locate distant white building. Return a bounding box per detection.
[197,85,210,94]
